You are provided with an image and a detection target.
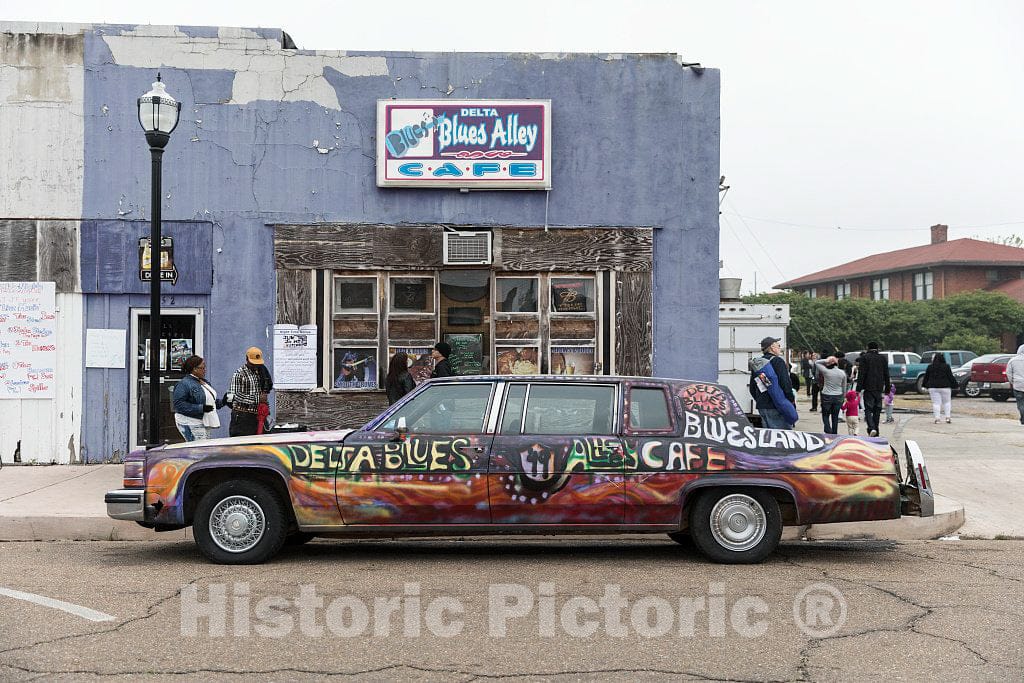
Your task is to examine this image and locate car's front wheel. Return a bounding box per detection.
[965,384,981,398]
[688,489,782,564]
[193,480,288,564]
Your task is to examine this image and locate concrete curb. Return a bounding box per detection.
[1,496,964,543]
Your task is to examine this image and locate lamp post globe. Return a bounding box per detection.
[137,74,180,447]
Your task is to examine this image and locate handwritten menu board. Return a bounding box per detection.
[444,334,483,375]
[0,282,57,399]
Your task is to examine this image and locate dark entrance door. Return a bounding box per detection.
[133,311,201,447]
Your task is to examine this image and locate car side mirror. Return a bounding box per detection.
[395,416,408,442]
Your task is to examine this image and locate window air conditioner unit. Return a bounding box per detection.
[443,231,492,265]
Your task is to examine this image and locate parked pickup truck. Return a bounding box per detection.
[106,375,935,565]
[968,354,1014,401]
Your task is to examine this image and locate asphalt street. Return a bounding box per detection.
[0,538,1021,680]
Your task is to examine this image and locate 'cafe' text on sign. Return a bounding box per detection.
[376,100,551,189]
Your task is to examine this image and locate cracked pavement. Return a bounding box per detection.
[0,538,1021,680]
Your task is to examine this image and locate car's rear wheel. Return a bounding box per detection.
[965,384,981,398]
[193,480,287,564]
[992,392,1011,402]
[688,489,781,564]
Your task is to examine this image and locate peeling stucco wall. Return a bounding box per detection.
[0,30,84,217]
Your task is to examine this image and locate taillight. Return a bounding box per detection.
[123,460,145,489]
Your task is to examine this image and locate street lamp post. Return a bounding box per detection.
[138,74,180,446]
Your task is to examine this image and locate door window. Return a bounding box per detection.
[522,384,616,435]
[380,383,494,434]
[627,387,673,432]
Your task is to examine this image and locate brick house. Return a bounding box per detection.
[775,225,1024,303]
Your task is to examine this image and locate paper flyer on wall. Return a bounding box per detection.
[273,324,318,390]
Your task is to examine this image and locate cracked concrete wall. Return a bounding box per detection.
[0,31,84,217]
[53,22,716,456]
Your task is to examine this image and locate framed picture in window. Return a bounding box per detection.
[390,277,434,313]
[334,277,378,313]
[551,277,595,314]
[332,347,379,389]
[550,346,596,375]
[388,346,434,385]
[496,346,540,375]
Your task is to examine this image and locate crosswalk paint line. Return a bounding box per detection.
[0,587,116,622]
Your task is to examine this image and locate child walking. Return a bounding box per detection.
[841,389,861,435]
[883,383,897,424]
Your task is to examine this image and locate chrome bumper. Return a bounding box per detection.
[901,441,934,517]
[105,489,145,521]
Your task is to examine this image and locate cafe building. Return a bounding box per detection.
[0,22,720,461]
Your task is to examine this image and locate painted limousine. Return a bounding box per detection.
[106,375,934,564]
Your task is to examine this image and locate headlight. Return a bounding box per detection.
[123,459,145,489]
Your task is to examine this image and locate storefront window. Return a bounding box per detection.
[389,276,435,314]
[551,276,595,314]
[334,276,377,313]
[496,277,539,313]
[327,270,604,389]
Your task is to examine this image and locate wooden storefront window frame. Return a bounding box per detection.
[547,272,601,375]
[330,271,384,393]
[494,275,541,316]
[549,274,598,318]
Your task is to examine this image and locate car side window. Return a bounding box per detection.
[892,354,906,364]
[922,352,934,363]
[522,384,616,435]
[379,383,494,434]
[949,353,961,366]
[628,387,673,431]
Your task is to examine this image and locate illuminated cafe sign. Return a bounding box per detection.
[376,99,551,189]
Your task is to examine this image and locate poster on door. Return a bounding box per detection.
[0,282,57,398]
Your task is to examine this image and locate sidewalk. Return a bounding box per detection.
[0,460,965,543]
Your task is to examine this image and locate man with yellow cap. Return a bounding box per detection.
[227,347,274,436]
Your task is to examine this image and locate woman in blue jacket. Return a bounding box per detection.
[172,355,225,441]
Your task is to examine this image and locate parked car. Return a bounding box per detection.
[954,354,1003,397]
[968,354,1014,401]
[844,351,929,393]
[106,375,935,565]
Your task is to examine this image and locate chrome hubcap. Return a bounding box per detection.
[209,495,265,553]
[709,494,766,552]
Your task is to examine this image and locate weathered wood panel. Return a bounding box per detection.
[274,224,443,270]
[333,318,378,340]
[500,228,653,272]
[549,318,596,340]
[0,219,37,281]
[615,271,653,376]
[37,221,79,293]
[276,269,312,325]
[276,391,389,430]
[388,318,436,340]
[495,318,540,340]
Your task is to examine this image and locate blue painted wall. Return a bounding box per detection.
[80,26,720,459]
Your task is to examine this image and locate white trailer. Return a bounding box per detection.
[718,302,791,419]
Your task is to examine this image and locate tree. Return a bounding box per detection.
[743,290,1024,353]
[938,332,1000,355]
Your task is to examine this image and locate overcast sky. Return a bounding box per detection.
[9,1,1024,293]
